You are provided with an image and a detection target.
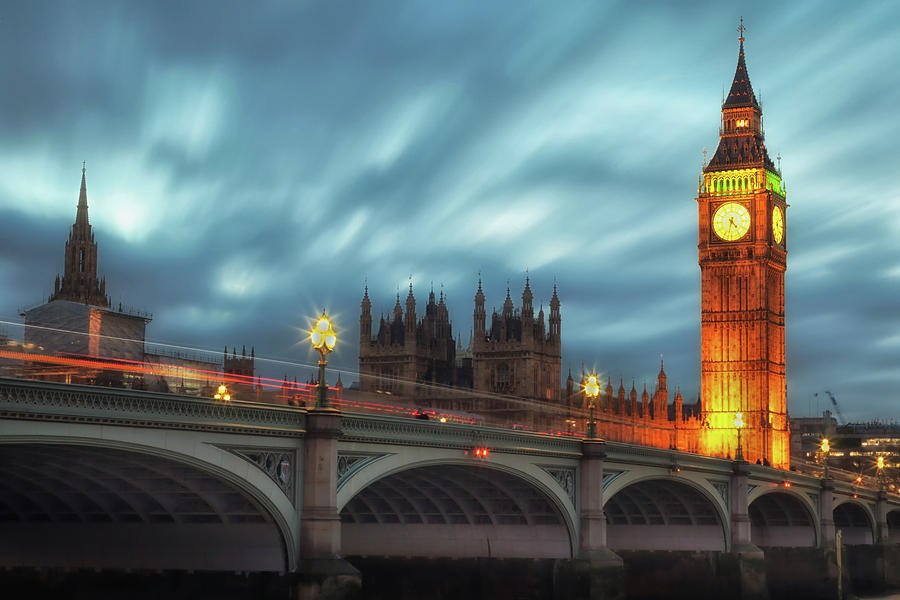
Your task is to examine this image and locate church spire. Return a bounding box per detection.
[75,161,90,230]
[51,164,109,307]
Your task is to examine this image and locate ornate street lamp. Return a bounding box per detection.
[310,310,337,408]
[734,411,744,461]
[821,438,831,479]
[583,373,600,439]
[877,455,885,491]
[214,384,231,402]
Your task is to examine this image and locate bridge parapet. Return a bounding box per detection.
[0,376,305,436]
[340,412,582,458]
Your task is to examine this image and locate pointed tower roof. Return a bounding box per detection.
[75,162,90,230]
[50,163,109,307]
[723,38,759,109]
[705,23,776,173]
[361,283,371,310]
[502,283,514,315]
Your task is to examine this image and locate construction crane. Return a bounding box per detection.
[814,390,846,425]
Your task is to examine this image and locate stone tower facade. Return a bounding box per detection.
[50,164,109,308]
[697,33,789,467]
[471,278,561,403]
[358,284,463,398]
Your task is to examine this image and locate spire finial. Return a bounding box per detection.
[737,16,746,45]
[82,160,86,175]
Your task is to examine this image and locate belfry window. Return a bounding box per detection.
[79,249,85,272]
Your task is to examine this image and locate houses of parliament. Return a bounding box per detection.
[358,30,791,468]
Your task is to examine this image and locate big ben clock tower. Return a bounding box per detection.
[698,25,789,468]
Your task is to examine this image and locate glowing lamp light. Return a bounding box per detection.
[472,447,490,459]
[213,384,231,402]
[783,481,791,488]
[856,476,864,484]
[878,456,885,470]
[310,309,337,408]
[821,438,830,453]
[733,412,744,429]
[310,313,337,354]
[583,372,601,439]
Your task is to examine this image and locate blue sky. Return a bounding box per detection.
[0,1,898,421]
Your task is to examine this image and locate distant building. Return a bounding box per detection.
[22,166,150,382]
[472,277,561,403]
[358,283,467,399]
[16,166,259,398]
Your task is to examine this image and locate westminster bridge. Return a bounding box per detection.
[2,376,900,600]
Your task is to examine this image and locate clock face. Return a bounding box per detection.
[772,206,784,244]
[712,202,751,241]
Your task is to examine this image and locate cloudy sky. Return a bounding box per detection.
[0,1,898,421]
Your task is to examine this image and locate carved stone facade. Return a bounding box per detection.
[358,284,469,399]
[357,277,561,415]
[472,278,561,404]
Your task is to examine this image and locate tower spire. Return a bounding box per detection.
[51,165,108,307]
[76,162,89,229]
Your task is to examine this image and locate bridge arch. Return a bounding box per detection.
[337,453,577,559]
[602,473,729,551]
[833,498,875,545]
[0,428,298,572]
[886,508,900,543]
[747,487,818,547]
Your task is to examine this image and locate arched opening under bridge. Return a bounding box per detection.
[834,501,874,545]
[339,464,572,558]
[749,491,816,547]
[0,444,287,571]
[604,479,726,551]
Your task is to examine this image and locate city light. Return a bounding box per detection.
[310,313,337,355]
[310,309,336,408]
[213,384,231,402]
[583,373,600,439]
[734,411,744,461]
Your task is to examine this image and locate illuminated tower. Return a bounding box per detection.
[697,26,789,467]
[51,164,109,307]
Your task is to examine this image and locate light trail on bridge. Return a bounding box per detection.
[0,318,695,438]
